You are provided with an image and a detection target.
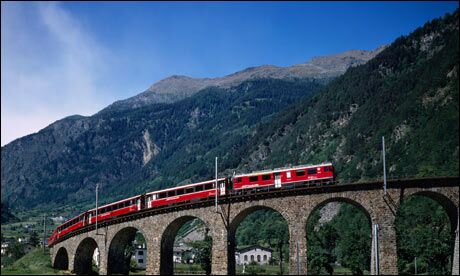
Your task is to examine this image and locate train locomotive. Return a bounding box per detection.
[48,162,334,246]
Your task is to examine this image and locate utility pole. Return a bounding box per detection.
[279,239,283,275]
[373,224,380,275]
[382,136,387,195]
[42,214,46,252]
[414,257,417,275]
[95,183,99,235]
[296,241,300,275]
[215,157,218,212]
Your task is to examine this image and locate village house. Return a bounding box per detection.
[236,245,273,265]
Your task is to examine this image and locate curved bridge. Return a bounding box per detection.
[50,177,459,275]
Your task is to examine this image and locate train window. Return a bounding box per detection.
[307,168,317,174]
[159,192,167,199]
[324,166,332,172]
[186,187,194,193]
[167,190,176,197]
[235,178,242,183]
[195,185,203,192]
[262,174,271,181]
[249,176,258,182]
[296,170,305,176]
[177,189,184,195]
[205,183,213,190]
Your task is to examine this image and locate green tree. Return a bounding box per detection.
[29,231,40,248]
[9,241,25,260]
[188,231,212,275]
[310,223,338,275]
[396,196,452,275]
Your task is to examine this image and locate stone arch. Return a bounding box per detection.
[74,237,99,275]
[227,205,291,275]
[401,190,458,233]
[396,190,459,274]
[53,247,69,270]
[160,215,211,275]
[305,197,373,275]
[107,226,147,275]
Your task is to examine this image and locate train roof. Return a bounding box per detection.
[234,162,333,178]
[146,178,227,196]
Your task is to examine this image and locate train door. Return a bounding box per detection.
[275,173,281,188]
[137,198,141,210]
[219,181,226,195]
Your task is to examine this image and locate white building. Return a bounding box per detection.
[93,248,100,266]
[51,216,66,223]
[1,243,9,256]
[173,245,195,263]
[132,243,147,269]
[236,245,273,265]
[17,237,29,243]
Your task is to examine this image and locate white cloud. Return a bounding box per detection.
[1,2,112,146]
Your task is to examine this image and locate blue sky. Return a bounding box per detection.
[1,1,458,145]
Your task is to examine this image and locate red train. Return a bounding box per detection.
[48,163,334,246]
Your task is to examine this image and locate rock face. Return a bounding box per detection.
[105,47,385,111]
[315,202,342,230]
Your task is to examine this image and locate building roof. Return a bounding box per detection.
[237,245,273,254]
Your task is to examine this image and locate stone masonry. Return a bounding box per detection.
[50,178,458,275]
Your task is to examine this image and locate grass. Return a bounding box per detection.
[236,263,289,275]
[174,263,205,274]
[0,248,66,275]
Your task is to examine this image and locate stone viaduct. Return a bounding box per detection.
[50,177,459,275]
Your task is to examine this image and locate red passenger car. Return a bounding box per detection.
[145,178,228,208]
[48,212,86,246]
[87,194,143,225]
[232,163,334,190]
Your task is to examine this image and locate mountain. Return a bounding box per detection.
[1,47,382,210]
[1,78,324,210]
[236,10,459,182]
[1,10,458,212]
[104,47,384,111]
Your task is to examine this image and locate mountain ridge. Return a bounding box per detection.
[1,10,457,212]
[104,47,385,111]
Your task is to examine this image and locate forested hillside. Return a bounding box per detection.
[1,9,458,212]
[1,79,323,209]
[238,10,459,182]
